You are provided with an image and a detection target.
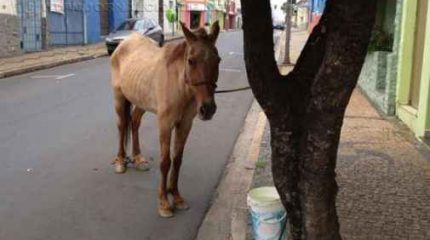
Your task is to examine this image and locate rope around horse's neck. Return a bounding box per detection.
[215,86,251,94]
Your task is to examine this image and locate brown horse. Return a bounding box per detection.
[111,21,221,217]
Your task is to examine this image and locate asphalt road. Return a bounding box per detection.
[0,31,254,240]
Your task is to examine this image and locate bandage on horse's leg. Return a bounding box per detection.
[131,107,149,171]
[114,97,131,174]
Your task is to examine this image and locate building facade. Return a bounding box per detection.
[0,0,21,57]
[177,0,227,29]
[396,0,430,141]
[226,0,236,29]
[294,0,309,30]
[48,0,86,45]
[357,0,402,116]
[0,0,49,57]
[178,0,207,29]
[131,0,177,34]
[309,0,325,31]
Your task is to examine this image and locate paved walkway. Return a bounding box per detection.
[251,29,430,240]
[252,88,430,240]
[337,91,430,240]
[0,34,183,79]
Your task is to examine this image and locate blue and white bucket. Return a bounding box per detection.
[247,186,287,240]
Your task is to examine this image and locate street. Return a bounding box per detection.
[0,31,253,240]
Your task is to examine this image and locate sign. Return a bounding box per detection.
[187,3,207,11]
[51,0,64,14]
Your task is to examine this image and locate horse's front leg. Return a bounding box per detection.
[158,119,174,218]
[168,118,193,210]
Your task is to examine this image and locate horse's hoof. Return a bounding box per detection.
[158,208,174,218]
[115,164,126,174]
[113,157,127,174]
[133,155,151,171]
[174,200,189,210]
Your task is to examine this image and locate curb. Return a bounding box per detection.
[196,31,284,240]
[195,101,267,240]
[0,36,184,80]
[0,54,107,79]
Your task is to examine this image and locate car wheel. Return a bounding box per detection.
[159,35,164,47]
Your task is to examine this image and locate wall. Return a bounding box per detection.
[295,5,309,30]
[180,0,207,29]
[84,0,102,43]
[0,0,21,57]
[396,0,430,139]
[309,0,325,32]
[358,0,402,116]
[109,0,130,32]
[163,0,176,34]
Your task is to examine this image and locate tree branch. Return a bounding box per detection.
[241,0,281,110]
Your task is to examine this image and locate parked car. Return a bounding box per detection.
[105,18,164,55]
[273,22,286,31]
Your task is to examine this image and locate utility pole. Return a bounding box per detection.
[283,0,292,65]
[159,0,164,31]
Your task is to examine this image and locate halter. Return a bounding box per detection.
[184,78,217,87]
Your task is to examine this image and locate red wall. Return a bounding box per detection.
[308,14,322,32]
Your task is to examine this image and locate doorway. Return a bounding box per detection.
[190,11,200,29]
[100,0,110,35]
[409,0,428,108]
[18,0,42,52]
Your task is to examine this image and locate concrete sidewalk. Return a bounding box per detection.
[251,28,430,240]
[251,89,430,240]
[198,28,430,240]
[0,35,183,79]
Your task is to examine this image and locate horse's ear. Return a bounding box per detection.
[180,21,197,43]
[208,21,220,44]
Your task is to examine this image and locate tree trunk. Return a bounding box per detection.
[240,0,376,239]
[283,0,292,64]
[159,0,164,31]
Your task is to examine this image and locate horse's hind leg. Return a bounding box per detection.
[168,118,193,210]
[131,107,150,171]
[113,95,131,174]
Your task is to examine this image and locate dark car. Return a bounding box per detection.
[105,18,164,55]
[273,22,286,31]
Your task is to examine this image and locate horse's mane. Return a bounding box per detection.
[165,41,187,65]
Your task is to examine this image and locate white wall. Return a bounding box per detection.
[271,0,286,24]
[131,0,177,34]
[0,0,17,15]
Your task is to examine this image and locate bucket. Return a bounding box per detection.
[247,186,287,240]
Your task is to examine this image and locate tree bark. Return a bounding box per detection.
[240,0,376,239]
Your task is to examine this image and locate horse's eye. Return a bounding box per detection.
[188,59,195,65]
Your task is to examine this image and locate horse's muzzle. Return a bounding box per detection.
[199,101,217,121]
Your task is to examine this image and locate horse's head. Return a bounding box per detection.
[180,21,221,121]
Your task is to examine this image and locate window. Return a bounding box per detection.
[134,20,146,30]
[116,20,136,31]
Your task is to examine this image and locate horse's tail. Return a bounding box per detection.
[123,100,132,153]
